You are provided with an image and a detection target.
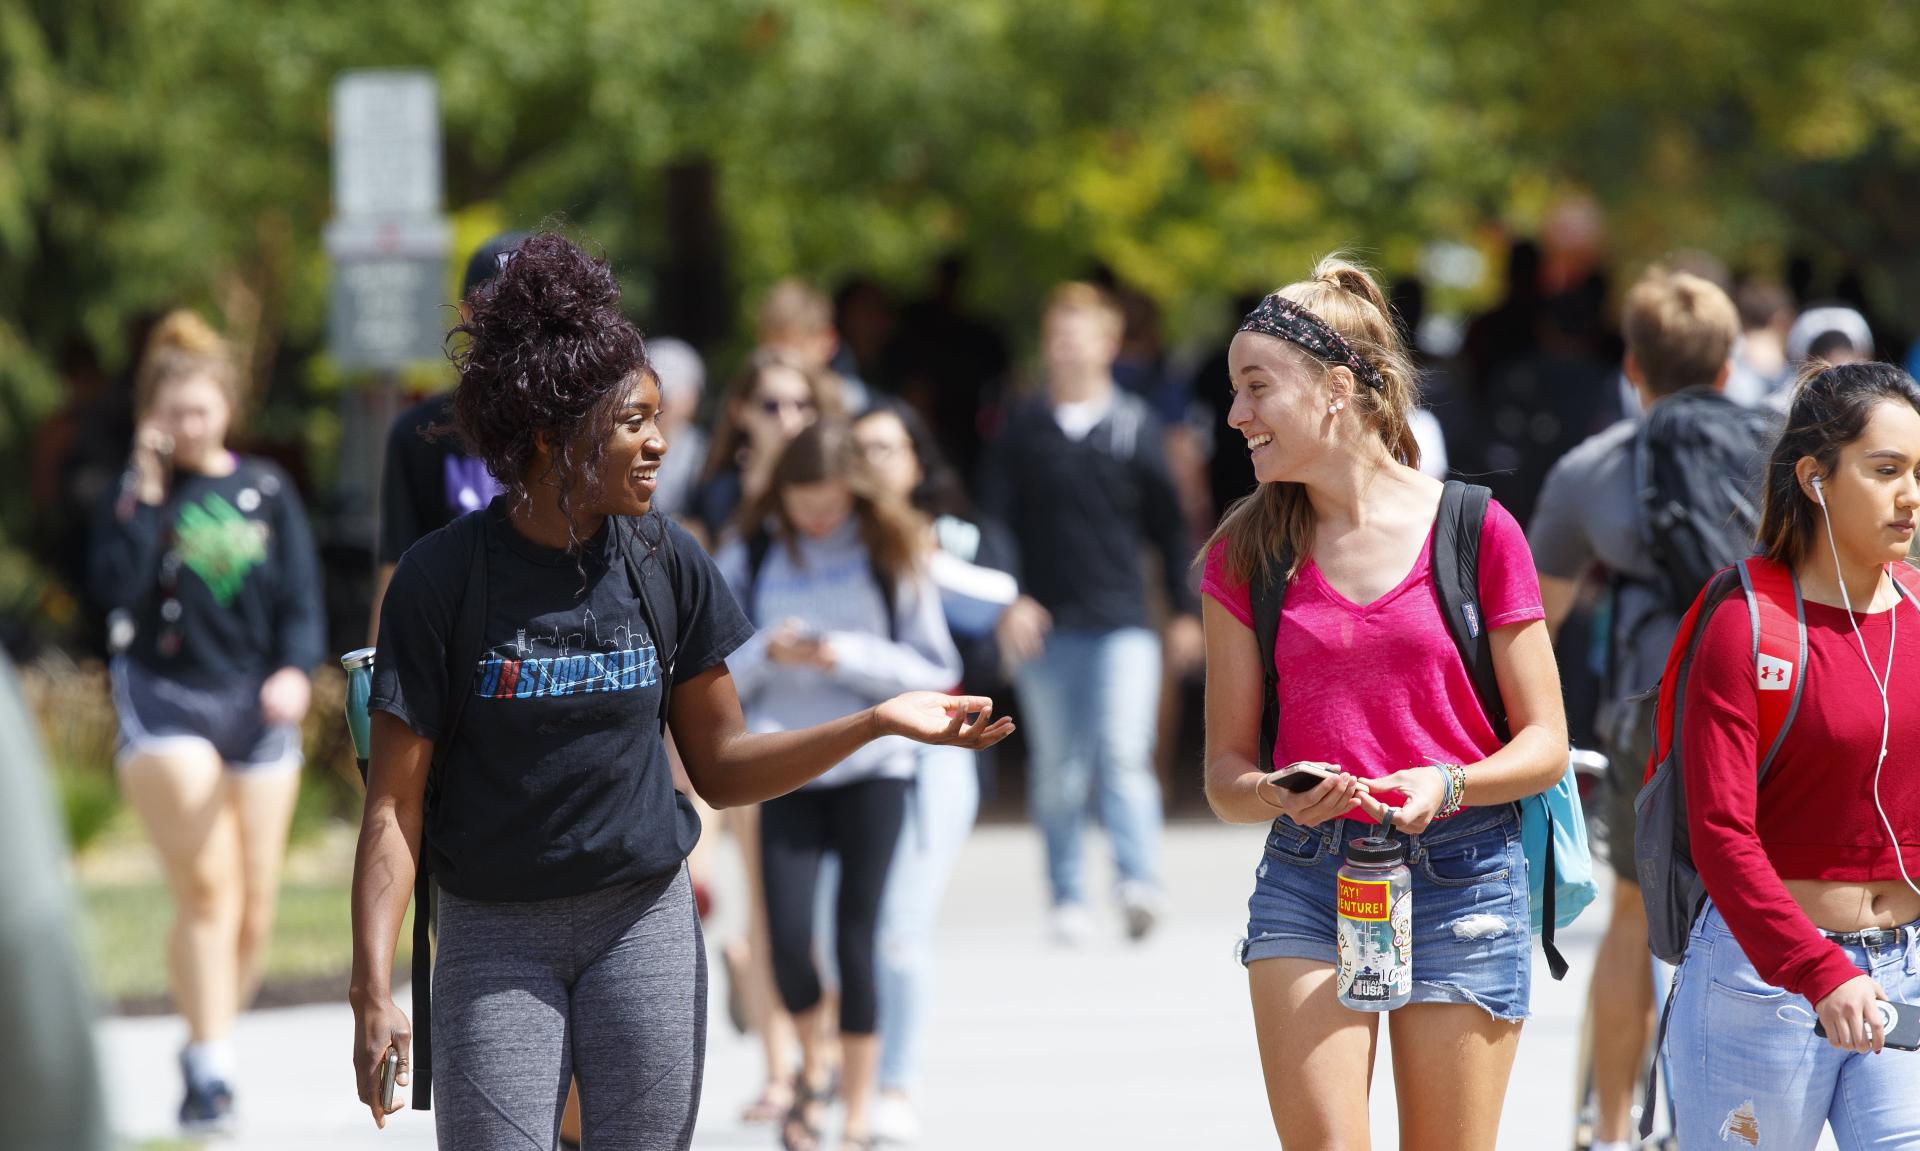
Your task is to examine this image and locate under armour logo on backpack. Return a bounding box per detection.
[1757,654,1794,691]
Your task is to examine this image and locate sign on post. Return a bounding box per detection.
[325,69,451,369]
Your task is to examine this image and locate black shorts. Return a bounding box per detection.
[110,658,301,772]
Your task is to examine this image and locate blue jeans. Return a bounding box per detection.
[1014,626,1163,908]
[1667,902,1920,1149]
[875,745,980,1092]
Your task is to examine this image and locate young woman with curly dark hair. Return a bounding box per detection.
[348,232,1013,1151]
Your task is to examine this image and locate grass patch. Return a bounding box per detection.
[81,883,414,1005]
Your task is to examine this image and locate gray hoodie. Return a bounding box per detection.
[718,519,962,789]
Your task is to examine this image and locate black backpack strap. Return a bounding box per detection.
[620,513,681,733]
[745,528,774,624]
[1431,480,1509,741]
[869,557,899,642]
[412,510,489,1110]
[1430,483,1568,974]
[1251,551,1290,778]
[1640,978,1682,1140]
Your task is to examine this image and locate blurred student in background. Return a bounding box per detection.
[369,232,523,638]
[1530,268,1757,1151]
[647,336,710,522]
[693,351,847,1127]
[90,311,324,1132]
[978,283,1202,946]
[718,419,962,1151]
[693,354,845,546]
[760,278,870,410]
[853,398,1021,1143]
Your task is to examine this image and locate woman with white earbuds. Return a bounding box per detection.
[1668,361,1920,1147]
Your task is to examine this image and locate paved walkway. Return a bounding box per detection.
[99,820,1832,1149]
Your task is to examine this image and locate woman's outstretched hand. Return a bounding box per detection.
[875,692,1015,750]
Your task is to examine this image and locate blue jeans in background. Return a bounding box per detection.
[1014,626,1163,909]
[875,745,980,1093]
[1667,901,1920,1149]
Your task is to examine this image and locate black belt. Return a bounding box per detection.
[1824,922,1918,948]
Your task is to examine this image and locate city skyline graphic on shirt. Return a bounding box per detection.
[473,608,658,700]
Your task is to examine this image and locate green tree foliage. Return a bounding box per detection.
[3,0,1919,618]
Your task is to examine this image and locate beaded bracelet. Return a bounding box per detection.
[1432,762,1468,819]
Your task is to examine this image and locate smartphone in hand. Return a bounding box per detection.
[1269,761,1346,794]
[1815,1000,1920,1051]
[379,1047,401,1111]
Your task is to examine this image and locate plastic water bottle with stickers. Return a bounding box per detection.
[1336,835,1412,1011]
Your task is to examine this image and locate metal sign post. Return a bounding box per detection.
[324,68,454,550]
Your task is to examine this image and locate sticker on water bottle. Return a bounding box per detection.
[1337,877,1411,1006]
[1338,876,1390,921]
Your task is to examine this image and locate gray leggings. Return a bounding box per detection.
[432,866,706,1151]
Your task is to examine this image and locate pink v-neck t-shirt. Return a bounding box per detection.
[1202,499,1544,819]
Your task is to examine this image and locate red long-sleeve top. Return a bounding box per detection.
[1683,593,1920,1006]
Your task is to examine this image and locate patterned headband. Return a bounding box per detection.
[1238,293,1385,391]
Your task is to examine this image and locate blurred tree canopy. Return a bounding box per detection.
[4,0,1920,613]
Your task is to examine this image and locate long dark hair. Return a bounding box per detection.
[448,232,650,553]
[1758,361,1920,568]
[854,396,974,521]
[738,419,928,595]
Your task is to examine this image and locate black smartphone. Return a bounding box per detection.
[1814,1000,1920,1051]
[1269,761,1340,794]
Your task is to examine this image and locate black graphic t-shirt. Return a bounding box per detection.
[369,500,754,902]
[89,457,325,684]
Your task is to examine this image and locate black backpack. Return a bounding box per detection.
[1249,480,1573,980]
[1633,387,1778,608]
[404,509,679,1109]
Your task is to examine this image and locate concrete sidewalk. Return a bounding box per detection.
[98,820,1794,1150]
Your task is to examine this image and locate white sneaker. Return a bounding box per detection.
[1049,903,1094,947]
[871,1094,921,1145]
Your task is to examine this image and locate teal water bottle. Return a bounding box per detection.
[341,647,375,783]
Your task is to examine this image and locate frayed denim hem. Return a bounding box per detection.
[1411,978,1528,1023]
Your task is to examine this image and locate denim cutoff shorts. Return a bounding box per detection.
[1238,801,1532,1021]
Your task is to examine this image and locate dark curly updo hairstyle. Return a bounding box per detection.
[449,231,650,550]
[1758,361,1920,568]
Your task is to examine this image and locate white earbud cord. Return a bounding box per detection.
[1818,499,1920,901]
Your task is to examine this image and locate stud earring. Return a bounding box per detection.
[1329,400,1345,414]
